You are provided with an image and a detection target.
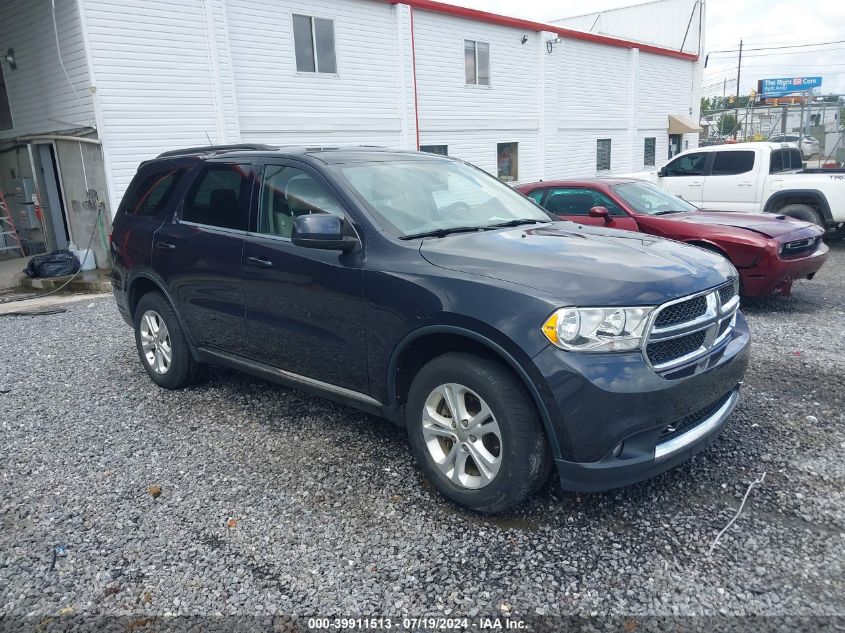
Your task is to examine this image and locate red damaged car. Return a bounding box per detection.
[517,178,828,297]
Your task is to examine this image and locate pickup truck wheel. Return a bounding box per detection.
[134,292,203,389]
[776,204,824,228]
[406,353,550,514]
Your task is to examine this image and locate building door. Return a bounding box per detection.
[668,134,682,159]
[33,143,70,251]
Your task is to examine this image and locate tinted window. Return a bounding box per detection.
[770,148,803,173]
[259,165,344,238]
[612,181,698,215]
[420,145,448,156]
[121,167,185,216]
[711,150,755,176]
[182,164,251,230]
[525,189,544,204]
[664,152,707,176]
[543,188,625,217]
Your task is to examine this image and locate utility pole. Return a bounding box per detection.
[733,39,742,139]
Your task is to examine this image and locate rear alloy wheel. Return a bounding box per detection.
[134,292,203,389]
[407,353,551,514]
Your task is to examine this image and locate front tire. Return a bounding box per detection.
[133,292,202,389]
[406,353,551,514]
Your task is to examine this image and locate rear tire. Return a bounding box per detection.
[406,352,551,514]
[133,292,203,389]
[776,203,824,229]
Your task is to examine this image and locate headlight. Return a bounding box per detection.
[542,306,654,352]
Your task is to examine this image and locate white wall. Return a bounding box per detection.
[413,11,543,182]
[80,0,238,204]
[553,0,703,55]
[226,0,405,147]
[0,0,95,139]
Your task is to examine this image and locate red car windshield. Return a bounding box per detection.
[612,181,698,215]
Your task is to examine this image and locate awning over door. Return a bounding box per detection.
[668,114,702,134]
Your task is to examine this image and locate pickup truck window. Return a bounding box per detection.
[664,152,707,177]
[711,151,755,176]
[770,148,803,173]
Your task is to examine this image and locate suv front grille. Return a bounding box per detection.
[659,392,733,443]
[645,281,740,371]
[654,295,707,328]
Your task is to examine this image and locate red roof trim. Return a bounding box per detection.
[384,0,699,61]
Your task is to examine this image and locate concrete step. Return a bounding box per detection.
[18,269,112,294]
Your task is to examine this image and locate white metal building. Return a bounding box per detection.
[0,0,704,268]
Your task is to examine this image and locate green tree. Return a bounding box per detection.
[718,113,738,136]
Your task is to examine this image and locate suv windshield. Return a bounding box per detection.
[612,181,698,215]
[334,158,552,238]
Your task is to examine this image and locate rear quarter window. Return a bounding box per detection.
[770,148,803,173]
[120,166,186,216]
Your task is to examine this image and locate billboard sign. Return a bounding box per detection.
[758,76,822,98]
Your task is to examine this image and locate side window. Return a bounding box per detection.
[525,189,545,204]
[587,190,625,217]
[121,167,186,216]
[259,165,344,239]
[711,151,755,176]
[292,14,337,74]
[543,188,599,216]
[664,152,707,177]
[770,148,801,173]
[181,164,251,231]
[597,139,612,171]
[420,145,448,156]
[464,40,490,86]
[644,137,656,167]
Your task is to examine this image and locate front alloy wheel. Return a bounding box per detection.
[422,383,502,489]
[139,310,172,375]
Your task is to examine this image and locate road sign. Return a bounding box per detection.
[758,77,822,98]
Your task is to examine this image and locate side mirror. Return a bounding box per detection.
[291,214,358,252]
[588,206,613,224]
[657,166,667,177]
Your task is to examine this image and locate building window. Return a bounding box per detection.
[292,14,337,73]
[464,40,490,86]
[497,142,518,182]
[420,145,448,156]
[0,63,12,131]
[597,139,611,171]
[643,137,656,167]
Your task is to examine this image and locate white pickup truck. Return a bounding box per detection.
[633,142,845,237]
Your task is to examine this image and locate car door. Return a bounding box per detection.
[537,187,639,231]
[241,161,368,393]
[701,149,759,212]
[153,161,253,354]
[655,151,709,206]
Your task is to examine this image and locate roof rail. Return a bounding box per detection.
[157,143,277,158]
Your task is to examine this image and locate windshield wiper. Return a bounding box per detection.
[485,218,549,228]
[653,210,684,215]
[399,226,488,240]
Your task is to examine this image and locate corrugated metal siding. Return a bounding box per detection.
[0,0,95,139]
[225,0,403,146]
[413,11,542,182]
[554,0,702,54]
[82,0,233,203]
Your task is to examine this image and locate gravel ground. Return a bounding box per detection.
[1,243,844,628]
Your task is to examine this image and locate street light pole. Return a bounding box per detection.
[734,39,743,139]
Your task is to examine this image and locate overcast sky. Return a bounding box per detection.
[448,0,845,96]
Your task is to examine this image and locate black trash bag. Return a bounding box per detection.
[24,250,81,278]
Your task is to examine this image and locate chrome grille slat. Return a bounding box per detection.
[645,280,739,371]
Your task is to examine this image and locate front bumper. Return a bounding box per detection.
[740,237,828,297]
[533,312,750,492]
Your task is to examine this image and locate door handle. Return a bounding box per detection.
[156,241,176,250]
[738,181,753,186]
[246,256,273,268]
[689,181,702,186]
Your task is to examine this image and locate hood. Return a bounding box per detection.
[659,211,815,238]
[419,222,736,306]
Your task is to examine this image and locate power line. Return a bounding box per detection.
[708,38,845,54]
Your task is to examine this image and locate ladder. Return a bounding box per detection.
[0,190,26,257]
